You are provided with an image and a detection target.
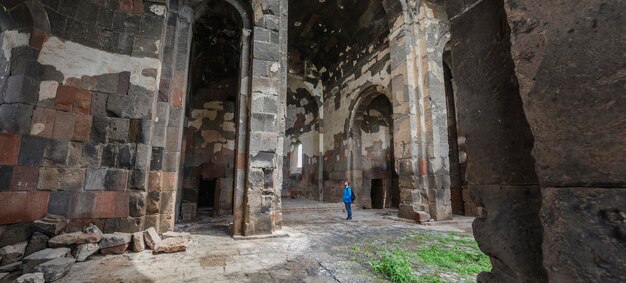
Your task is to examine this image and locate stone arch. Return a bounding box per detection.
[346,85,397,208]
[181,0,253,232]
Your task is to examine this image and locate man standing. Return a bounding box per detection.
[342,181,353,220]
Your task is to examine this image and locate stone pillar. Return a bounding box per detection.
[243,0,287,236]
[504,0,626,281]
[445,0,546,281]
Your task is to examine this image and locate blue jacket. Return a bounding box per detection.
[342,186,353,203]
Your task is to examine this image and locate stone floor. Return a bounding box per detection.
[60,201,474,282]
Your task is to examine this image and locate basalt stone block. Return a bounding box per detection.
[0,103,34,134]
[99,233,131,249]
[74,243,98,262]
[0,166,13,191]
[24,232,50,256]
[16,272,45,283]
[101,143,118,167]
[148,171,162,191]
[108,117,130,143]
[153,237,188,253]
[117,71,130,94]
[104,169,128,191]
[18,135,47,166]
[32,214,67,236]
[73,114,92,142]
[30,107,56,138]
[0,241,27,265]
[129,119,150,144]
[134,144,150,170]
[47,192,71,218]
[85,168,107,191]
[52,111,76,140]
[35,257,75,282]
[67,142,100,168]
[118,143,136,169]
[253,42,279,61]
[129,192,146,217]
[150,147,163,170]
[24,232,49,257]
[128,169,147,190]
[9,166,39,191]
[44,139,69,166]
[100,243,128,255]
[132,231,145,252]
[143,227,160,250]
[146,191,160,214]
[4,75,39,105]
[0,133,21,165]
[90,92,108,117]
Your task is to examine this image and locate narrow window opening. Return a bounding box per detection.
[296,144,303,169]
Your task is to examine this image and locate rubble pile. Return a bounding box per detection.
[0,214,191,282]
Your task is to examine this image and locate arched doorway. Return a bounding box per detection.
[348,87,399,209]
[180,0,251,222]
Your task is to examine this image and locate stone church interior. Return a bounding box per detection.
[0,0,623,282]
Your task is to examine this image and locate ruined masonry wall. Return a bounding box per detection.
[283,73,323,200]
[322,42,391,203]
[0,0,176,233]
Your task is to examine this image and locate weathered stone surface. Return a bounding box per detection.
[24,232,49,257]
[48,232,83,247]
[35,257,75,282]
[0,241,27,265]
[416,211,431,223]
[16,272,45,283]
[0,223,32,247]
[32,214,67,236]
[540,187,626,282]
[100,243,129,255]
[132,232,145,252]
[161,232,191,242]
[153,237,188,253]
[23,248,71,262]
[0,261,22,272]
[99,233,132,249]
[0,272,8,280]
[83,225,104,242]
[143,227,161,250]
[74,243,99,262]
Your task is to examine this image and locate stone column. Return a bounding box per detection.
[504,0,626,281]
[243,0,287,236]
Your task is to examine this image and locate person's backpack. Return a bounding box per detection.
[350,189,356,202]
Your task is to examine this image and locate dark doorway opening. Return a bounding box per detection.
[371,179,385,209]
[198,178,218,215]
[443,50,465,215]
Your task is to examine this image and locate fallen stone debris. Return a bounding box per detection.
[0,214,191,282]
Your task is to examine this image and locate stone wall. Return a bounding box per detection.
[283,73,322,200]
[0,0,175,233]
[446,0,625,281]
[0,0,288,237]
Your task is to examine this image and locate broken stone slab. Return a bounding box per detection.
[0,261,22,272]
[0,241,27,265]
[35,257,75,282]
[22,248,71,262]
[99,233,132,249]
[16,272,45,283]
[162,231,192,242]
[153,237,189,254]
[83,225,103,238]
[33,214,67,236]
[48,232,83,247]
[74,243,99,262]
[416,211,432,223]
[143,227,161,250]
[22,248,72,273]
[132,232,145,252]
[24,232,49,257]
[100,243,129,255]
[0,272,8,280]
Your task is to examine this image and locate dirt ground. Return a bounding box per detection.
[60,201,474,282]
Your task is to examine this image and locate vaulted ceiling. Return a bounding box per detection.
[288,0,390,76]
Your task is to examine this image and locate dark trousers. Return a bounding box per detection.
[344,202,352,219]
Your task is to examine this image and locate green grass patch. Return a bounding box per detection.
[351,231,491,283]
